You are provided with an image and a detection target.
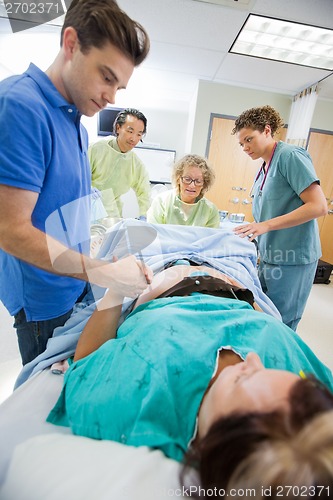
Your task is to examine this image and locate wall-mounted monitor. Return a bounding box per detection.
[97,107,124,136]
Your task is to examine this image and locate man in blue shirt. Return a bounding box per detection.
[0,0,152,364]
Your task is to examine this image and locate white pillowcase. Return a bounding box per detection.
[0,433,192,500]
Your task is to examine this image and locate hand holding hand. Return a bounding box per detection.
[88,255,153,298]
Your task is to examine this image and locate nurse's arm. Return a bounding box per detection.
[264,182,327,230]
[234,182,327,241]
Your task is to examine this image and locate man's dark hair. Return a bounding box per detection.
[113,108,147,135]
[61,0,149,66]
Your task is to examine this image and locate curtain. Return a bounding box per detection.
[285,84,318,148]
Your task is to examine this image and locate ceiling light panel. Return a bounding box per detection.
[230,14,333,70]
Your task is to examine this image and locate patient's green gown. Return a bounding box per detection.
[47,295,333,462]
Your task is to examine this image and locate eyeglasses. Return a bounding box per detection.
[181,176,204,187]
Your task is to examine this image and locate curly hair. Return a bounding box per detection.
[61,0,150,65]
[183,376,333,499]
[232,105,284,137]
[172,154,215,199]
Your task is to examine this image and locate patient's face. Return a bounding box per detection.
[197,352,299,438]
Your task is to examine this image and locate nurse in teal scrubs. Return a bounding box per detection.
[232,105,327,330]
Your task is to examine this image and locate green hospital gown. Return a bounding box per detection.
[47,295,333,462]
[147,189,220,228]
[88,136,150,218]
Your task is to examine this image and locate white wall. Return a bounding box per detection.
[82,106,189,161]
[0,28,59,79]
[0,25,191,161]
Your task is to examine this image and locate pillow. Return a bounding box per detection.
[0,433,193,500]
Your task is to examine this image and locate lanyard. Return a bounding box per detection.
[250,142,277,197]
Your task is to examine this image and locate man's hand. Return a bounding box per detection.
[87,254,153,299]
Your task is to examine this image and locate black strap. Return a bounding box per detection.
[156,275,255,308]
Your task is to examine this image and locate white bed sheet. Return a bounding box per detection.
[0,371,189,499]
[0,370,71,486]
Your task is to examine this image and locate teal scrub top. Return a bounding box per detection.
[252,141,321,265]
[47,295,333,462]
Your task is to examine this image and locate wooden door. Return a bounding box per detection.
[206,116,287,221]
[307,131,333,263]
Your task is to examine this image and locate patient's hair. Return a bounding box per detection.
[61,0,150,65]
[172,154,215,198]
[113,108,147,136]
[232,105,284,137]
[183,376,333,498]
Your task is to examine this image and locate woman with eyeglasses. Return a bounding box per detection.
[147,154,220,227]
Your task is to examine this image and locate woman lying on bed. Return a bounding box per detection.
[47,263,333,496]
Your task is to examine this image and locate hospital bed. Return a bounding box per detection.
[0,220,281,499]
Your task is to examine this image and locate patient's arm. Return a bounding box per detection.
[74,290,124,361]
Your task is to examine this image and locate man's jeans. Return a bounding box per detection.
[14,308,73,365]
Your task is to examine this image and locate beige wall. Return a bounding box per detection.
[188,80,333,157]
[312,99,333,132]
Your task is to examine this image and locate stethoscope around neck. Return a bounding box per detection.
[249,142,278,198]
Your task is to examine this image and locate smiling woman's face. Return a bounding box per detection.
[197,352,299,438]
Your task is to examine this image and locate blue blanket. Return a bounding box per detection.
[15,220,280,388]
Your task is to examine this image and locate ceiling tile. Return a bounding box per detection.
[214,53,331,94]
[143,41,225,78]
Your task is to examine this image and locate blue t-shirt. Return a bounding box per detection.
[0,64,91,320]
[252,141,321,265]
[47,295,333,462]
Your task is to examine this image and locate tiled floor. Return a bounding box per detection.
[0,279,332,404]
[297,279,333,372]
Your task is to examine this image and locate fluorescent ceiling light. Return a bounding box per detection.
[230,14,333,71]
